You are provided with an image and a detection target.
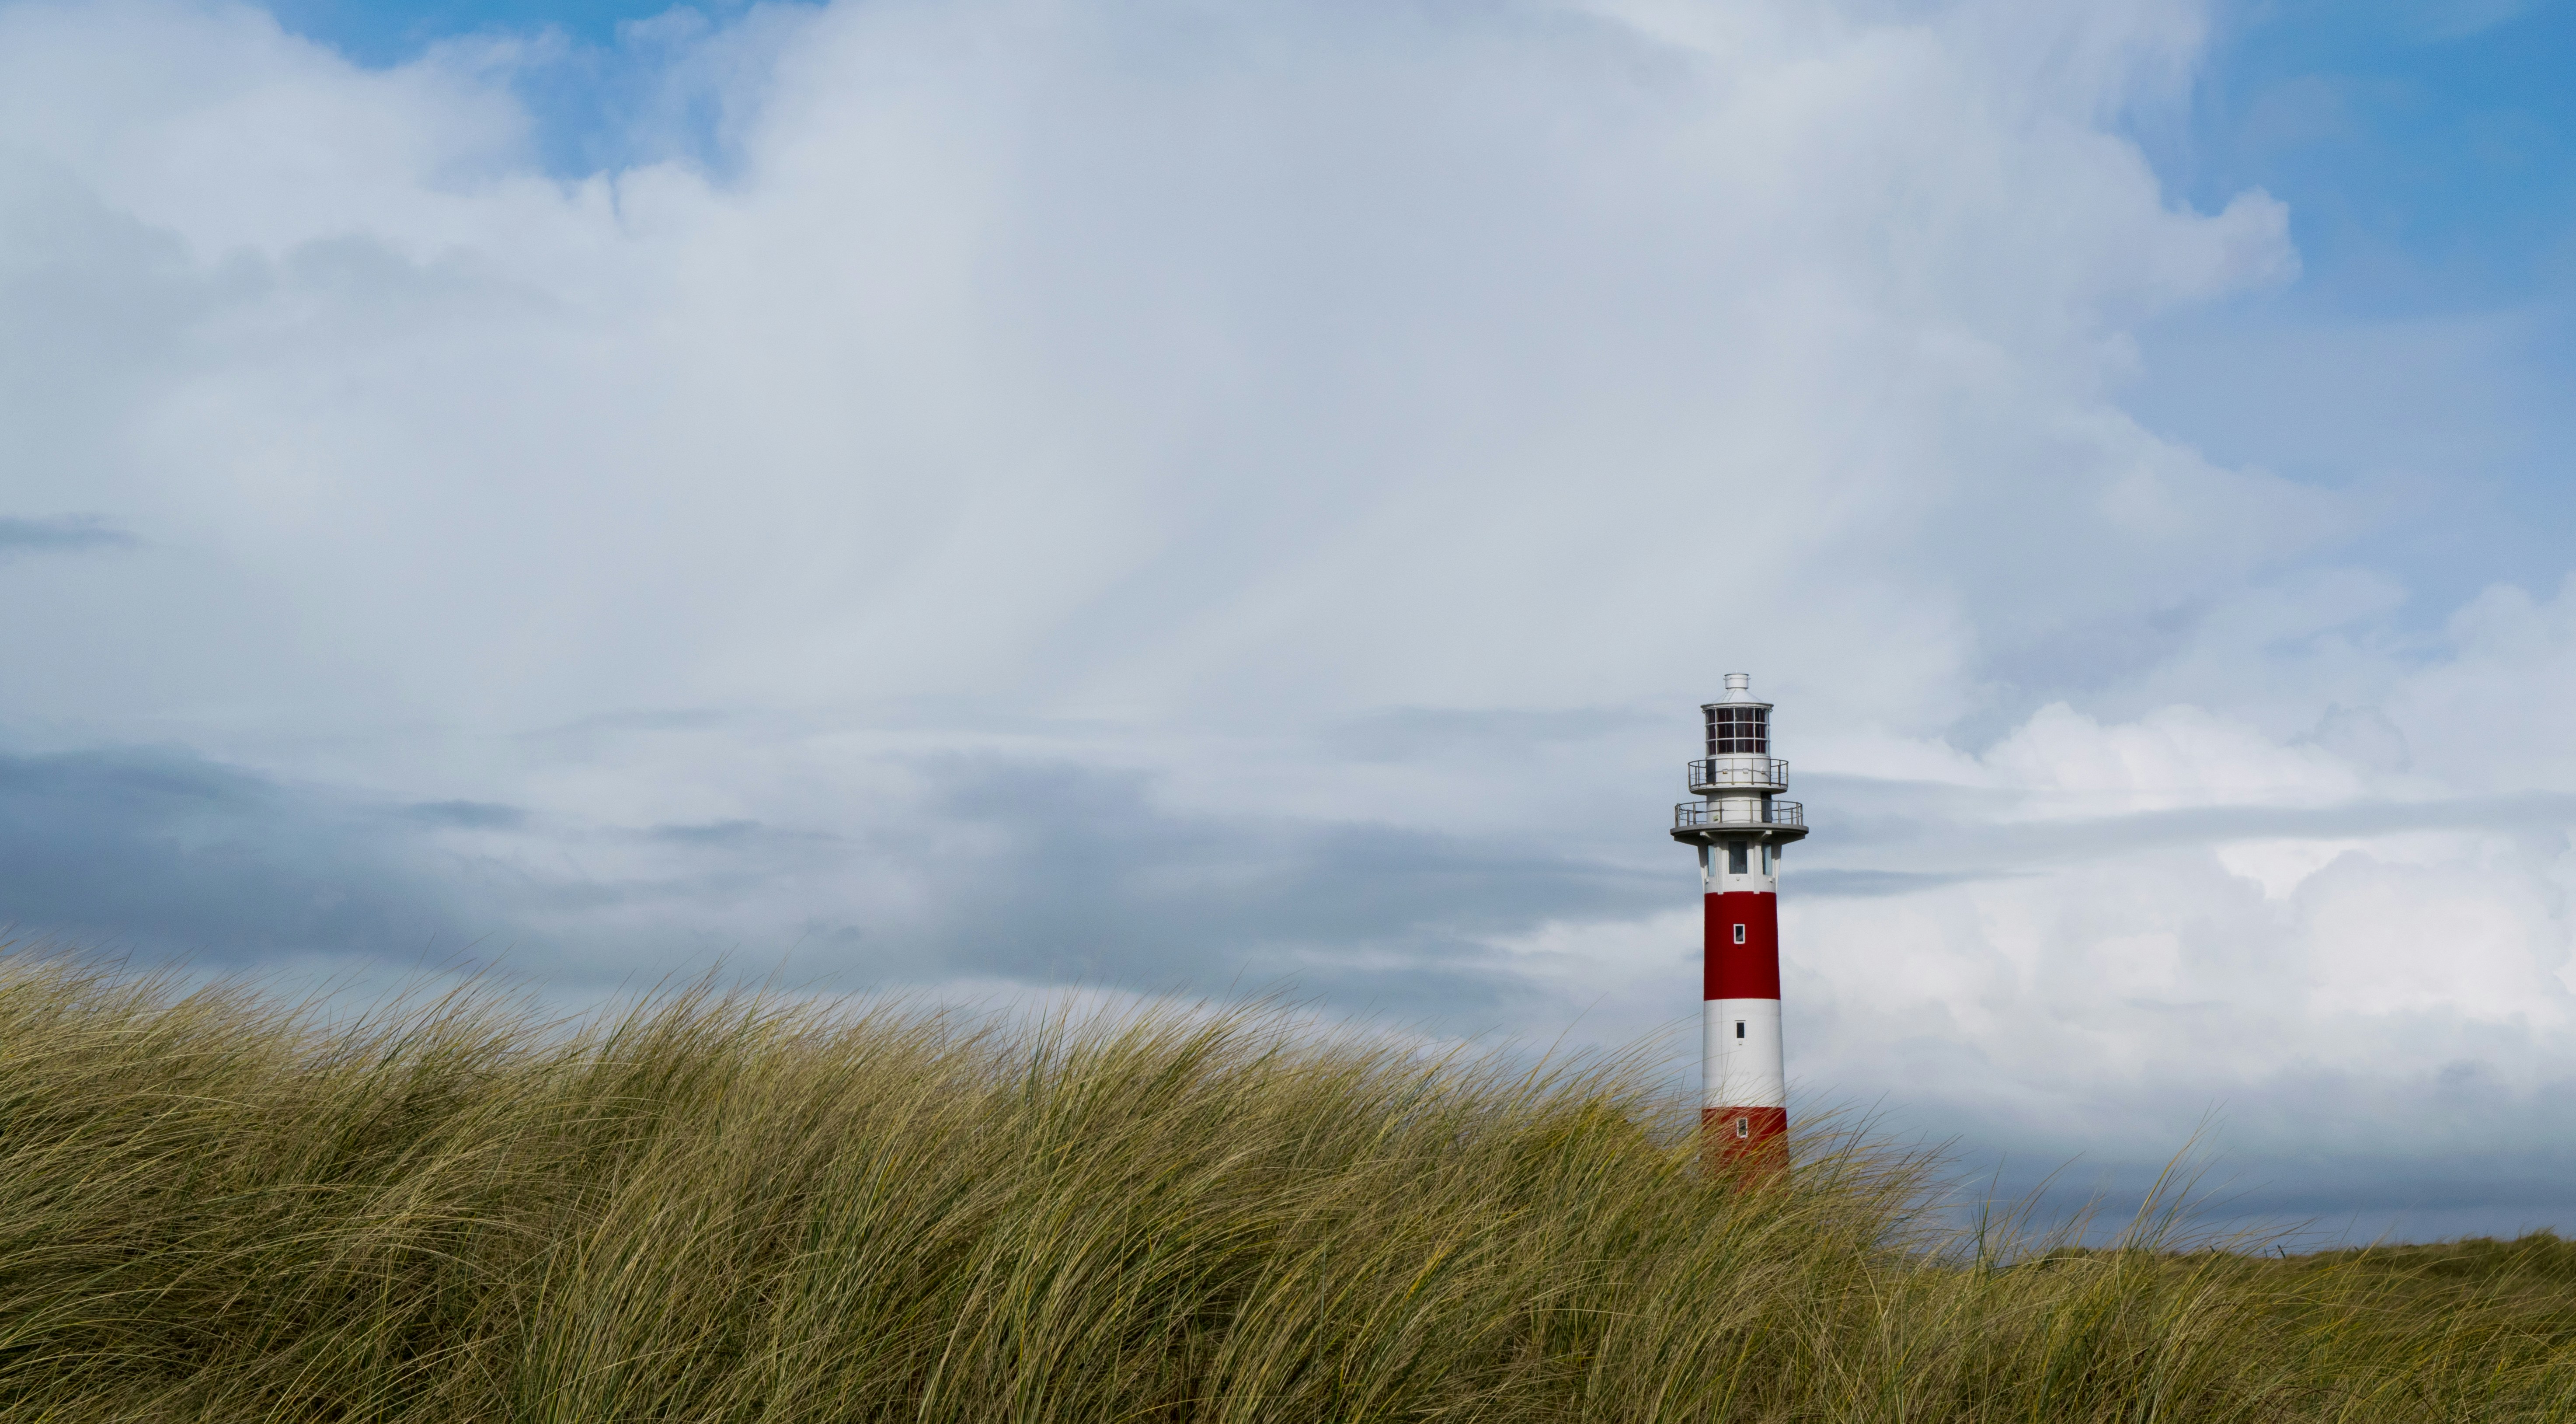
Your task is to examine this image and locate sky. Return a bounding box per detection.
[3,0,2573,1243]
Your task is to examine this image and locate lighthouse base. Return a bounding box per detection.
[1701,1106,1788,1180]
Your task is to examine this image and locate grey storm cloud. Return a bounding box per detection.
[1800,772,2576,882]
[403,799,528,829]
[0,746,467,961]
[0,514,132,556]
[1327,707,1663,763]
[793,755,1672,1019]
[0,738,1665,1027]
[1795,869,2020,899]
[1920,1085,2576,1247]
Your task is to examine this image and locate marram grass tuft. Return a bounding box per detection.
[0,954,2571,1421]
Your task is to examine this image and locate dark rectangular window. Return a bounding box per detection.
[1728,842,1750,875]
[1734,1020,1746,1040]
[1733,923,1747,944]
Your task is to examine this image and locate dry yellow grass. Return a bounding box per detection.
[0,952,2570,1421]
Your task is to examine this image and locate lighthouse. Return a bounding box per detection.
[1670,673,1808,1174]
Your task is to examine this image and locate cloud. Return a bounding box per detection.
[0,734,1678,1040]
[0,514,134,555]
[1784,682,2576,1239]
[0,0,2320,742]
[1796,869,2023,898]
[0,746,467,962]
[402,799,527,828]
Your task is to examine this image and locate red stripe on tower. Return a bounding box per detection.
[1703,893,1780,999]
[1668,673,1809,1180]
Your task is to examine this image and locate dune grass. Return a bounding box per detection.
[0,956,2570,1421]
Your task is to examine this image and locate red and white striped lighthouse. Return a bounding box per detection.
[1670,673,1808,1175]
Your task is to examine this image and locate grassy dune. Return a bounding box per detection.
[0,957,2571,1421]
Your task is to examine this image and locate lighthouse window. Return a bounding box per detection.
[1735,1116,1751,1138]
[1733,923,1747,944]
[1704,705,1770,755]
[1727,843,1749,875]
[1734,1020,1746,1040]
[1761,844,1775,874]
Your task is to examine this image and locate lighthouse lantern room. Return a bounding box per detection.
[1669,673,1809,1173]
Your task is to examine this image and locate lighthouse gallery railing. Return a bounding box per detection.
[1673,800,1804,830]
[1686,757,1788,789]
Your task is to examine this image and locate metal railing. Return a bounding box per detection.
[1673,799,1804,830]
[1687,757,1788,789]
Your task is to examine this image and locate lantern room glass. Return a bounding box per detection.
[1703,705,1769,755]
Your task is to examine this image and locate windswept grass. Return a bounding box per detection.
[0,955,2570,1421]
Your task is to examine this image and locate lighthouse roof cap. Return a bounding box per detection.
[1706,672,1766,706]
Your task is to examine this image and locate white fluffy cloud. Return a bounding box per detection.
[2,0,2569,1233]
